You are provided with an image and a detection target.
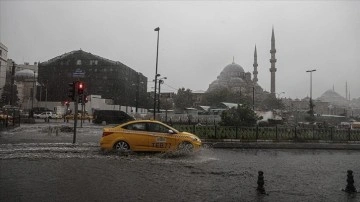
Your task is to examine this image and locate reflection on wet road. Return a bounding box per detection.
[1,144,359,202]
[1,123,359,201]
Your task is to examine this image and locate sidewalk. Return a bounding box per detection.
[203,140,360,150]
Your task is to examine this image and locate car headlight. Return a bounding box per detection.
[193,137,201,142]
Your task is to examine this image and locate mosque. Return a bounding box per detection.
[206,28,277,102]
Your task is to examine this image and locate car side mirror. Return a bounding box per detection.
[168,130,175,134]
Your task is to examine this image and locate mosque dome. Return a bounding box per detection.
[229,77,245,87]
[15,69,37,79]
[220,62,245,77]
[208,79,227,92]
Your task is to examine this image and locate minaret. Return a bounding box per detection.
[269,27,277,95]
[345,81,348,100]
[253,45,258,83]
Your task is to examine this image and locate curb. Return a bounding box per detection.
[203,141,360,150]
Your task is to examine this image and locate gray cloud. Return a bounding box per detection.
[1,1,359,99]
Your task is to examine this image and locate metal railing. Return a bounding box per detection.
[172,124,360,142]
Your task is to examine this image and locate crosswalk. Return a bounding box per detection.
[0,142,107,159]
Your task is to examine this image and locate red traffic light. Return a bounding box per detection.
[78,82,84,89]
[77,82,85,95]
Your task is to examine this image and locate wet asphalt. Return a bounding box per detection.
[0,121,359,202]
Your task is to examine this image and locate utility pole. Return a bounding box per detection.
[306,69,316,119]
[153,27,160,120]
[10,62,15,106]
[73,81,79,144]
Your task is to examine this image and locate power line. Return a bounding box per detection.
[163,83,178,91]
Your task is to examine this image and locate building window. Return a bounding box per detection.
[90,60,98,65]
[0,50,2,56]
[77,60,82,65]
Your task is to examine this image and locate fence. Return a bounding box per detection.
[172,124,360,142]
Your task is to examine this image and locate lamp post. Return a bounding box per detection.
[306,69,316,117]
[30,71,36,118]
[132,73,144,113]
[153,27,160,120]
[157,77,167,113]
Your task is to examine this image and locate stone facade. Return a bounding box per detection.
[0,42,8,96]
[38,50,147,107]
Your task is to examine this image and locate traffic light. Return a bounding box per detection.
[78,96,83,104]
[78,82,84,95]
[68,82,75,101]
[79,94,88,104]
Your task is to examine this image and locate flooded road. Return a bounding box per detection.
[1,123,360,201]
[1,146,359,202]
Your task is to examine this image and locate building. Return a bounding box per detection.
[206,59,267,106]
[37,50,148,108]
[192,90,205,107]
[14,69,37,110]
[0,42,8,96]
[206,28,277,106]
[269,27,277,95]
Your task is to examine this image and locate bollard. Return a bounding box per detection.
[344,170,357,193]
[257,171,266,194]
[56,128,59,136]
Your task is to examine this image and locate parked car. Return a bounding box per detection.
[92,110,134,124]
[36,111,58,119]
[100,120,202,152]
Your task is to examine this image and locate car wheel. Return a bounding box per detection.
[178,141,194,153]
[114,141,130,152]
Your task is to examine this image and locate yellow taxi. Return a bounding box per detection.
[100,120,202,152]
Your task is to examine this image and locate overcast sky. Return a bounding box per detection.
[1,1,359,99]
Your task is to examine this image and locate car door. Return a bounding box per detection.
[147,122,177,151]
[121,122,149,151]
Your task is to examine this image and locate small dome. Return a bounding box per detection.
[15,69,37,78]
[229,77,244,87]
[208,79,227,92]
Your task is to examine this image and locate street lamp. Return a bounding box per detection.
[30,70,36,118]
[153,27,160,120]
[157,77,167,113]
[132,73,144,113]
[306,69,316,117]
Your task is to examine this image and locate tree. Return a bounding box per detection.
[220,104,260,126]
[202,88,231,106]
[0,83,19,107]
[259,94,284,110]
[173,88,193,112]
